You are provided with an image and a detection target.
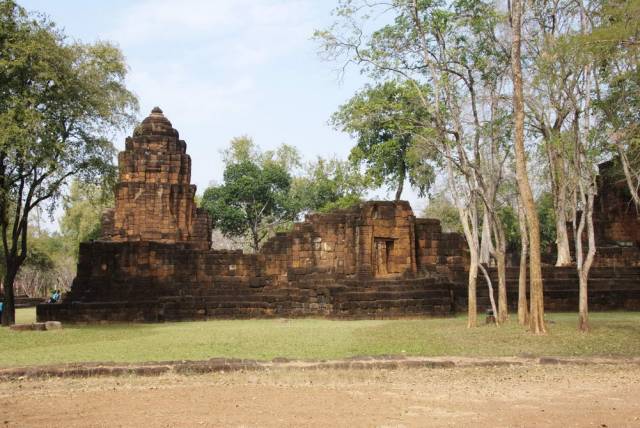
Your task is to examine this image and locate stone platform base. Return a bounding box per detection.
[461,266,640,312]
[37,277,454,323]
[37,266,640,323]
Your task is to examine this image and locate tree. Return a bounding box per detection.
[422,192,463,234]
[317,0,516,327]
[222,135,301,173]
[59,179,114,259]
[331,80,437,201]
[525,0,583,267]
[12,227,74,298]
[511,0,547,334]
[0,1,137,325]
[589,0,640,209]
[290,156,367,214]
[202,154,294,253]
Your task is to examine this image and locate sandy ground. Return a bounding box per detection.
[0,364,639,427]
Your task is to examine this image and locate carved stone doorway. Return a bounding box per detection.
[374,238,394,277]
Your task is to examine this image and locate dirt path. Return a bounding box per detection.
[1,364,639,427]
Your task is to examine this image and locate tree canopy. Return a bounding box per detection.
[0,0,138,325]
[202,137,297,252]
[331,80,437,201]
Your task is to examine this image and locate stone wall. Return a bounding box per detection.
[594,160,640,245]
[39,201,464,322]
[565,160,640,267]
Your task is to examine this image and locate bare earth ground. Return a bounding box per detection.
[0,364,639,427]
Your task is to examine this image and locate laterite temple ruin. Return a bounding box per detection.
[37,108,640,322]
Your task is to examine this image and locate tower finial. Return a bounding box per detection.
[151,106,163,114]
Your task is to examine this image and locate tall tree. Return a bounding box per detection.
[510,0,547,334]
[331,80,437,201]
[589,0,640,209]
[0,1,137,325]
[569,0,602,332]
[203,137,297,252]
[524,0,585,267]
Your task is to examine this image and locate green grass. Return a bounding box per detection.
[1,308,639,367]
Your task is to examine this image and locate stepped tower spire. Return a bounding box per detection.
[100,107,211,249]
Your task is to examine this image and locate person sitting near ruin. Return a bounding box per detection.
[0,301,3,320]
[48,290,61,304]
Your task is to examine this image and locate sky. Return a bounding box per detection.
[20,0,426,227]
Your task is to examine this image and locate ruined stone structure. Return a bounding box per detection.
[591,160,640,267]
[37,109,466,322]
[37,109,640,323]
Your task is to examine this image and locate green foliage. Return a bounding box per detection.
[331,80,437,199]
[59,180,114,259]
[536,192,557,252]
[16,229,74,297]
[497,205,520,252]
[290,156,368,214]
[0,0,137,321]
[222,136,301,172]
[318,194,363,213]
[202,144,295,251]
[422,192,462,234]
[585,0,640,183]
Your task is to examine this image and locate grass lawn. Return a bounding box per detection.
[0,308,639,367]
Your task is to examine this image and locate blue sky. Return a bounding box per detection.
[21,0,425,220]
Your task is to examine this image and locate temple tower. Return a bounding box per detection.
[101,107,211,249]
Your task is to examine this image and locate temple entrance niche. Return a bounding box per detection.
[374,238,395,277]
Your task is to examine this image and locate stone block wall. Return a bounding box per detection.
[415,219,467,277]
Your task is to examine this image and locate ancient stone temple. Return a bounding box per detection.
[37,108,469,322]
[37,108,640,323]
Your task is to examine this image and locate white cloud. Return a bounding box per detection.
[110,0,312,55]
[110,0,317,122]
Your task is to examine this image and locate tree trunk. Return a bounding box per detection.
[467,251,478,328]
[1,266,17,326]
[478,263,498,326]
[548,144,573,267]
[576,189,596,332]
[250,228,260,253]
[444,154,479,329]
[517,201,529,326]
[617,141,640,212]
[487,210,508,324]
[511,0,546,334]
[395,164,406,201]
[554,191,573,267]
[578,270,589,332]
[480,209,493,265]
[495,240,508,323]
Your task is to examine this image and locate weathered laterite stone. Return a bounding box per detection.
[36,108,640,323]
[99,107,211,249]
